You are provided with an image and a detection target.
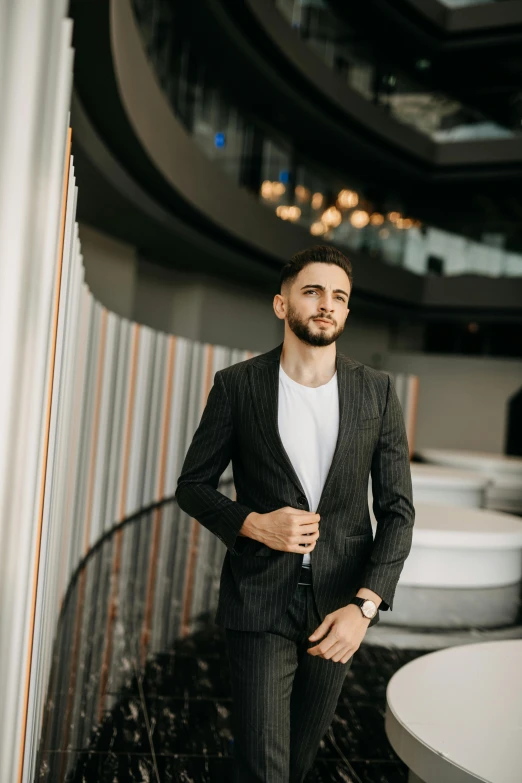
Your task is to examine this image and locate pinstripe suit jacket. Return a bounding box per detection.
[175,342,414,631]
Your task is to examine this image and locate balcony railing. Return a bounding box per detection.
[274,0,518,143]
[131,0,522,279]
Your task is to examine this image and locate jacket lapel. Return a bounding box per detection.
[248,343,305,496]
[248,342,364,506]
[317,355,364,510]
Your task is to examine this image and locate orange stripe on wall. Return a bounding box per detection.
[140,336,178,663]
[57,292,90,611]
[60,308,111,740]
[119,324,140,521]
[17,128,72,783]
[156,336,177,499]
[181,345,214,637]
[83,308,108,553]
[97,323,141,719]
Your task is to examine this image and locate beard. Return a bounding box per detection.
[286,303,345,346]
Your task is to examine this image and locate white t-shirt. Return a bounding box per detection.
[277,363,339,567]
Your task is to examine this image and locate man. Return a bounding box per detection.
[175,245,415,782]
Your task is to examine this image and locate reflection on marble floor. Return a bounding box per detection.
[37,617,427,783]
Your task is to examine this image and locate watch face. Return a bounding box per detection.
[362,600,377,619]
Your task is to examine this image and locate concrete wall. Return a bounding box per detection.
[134,258,402,361]
[79,223,137,319]
[134,258,284,350]
[384,351,522,454]
[336,314,393,368]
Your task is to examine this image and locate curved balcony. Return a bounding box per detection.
[69,0,522,323]
[70,0,423,315]
[202,0,522,241]
[130,0,522,284]
[326,0,522,140]
[266,0,522,151]
[401,0,522,33]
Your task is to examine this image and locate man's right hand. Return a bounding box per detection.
[239,507,320,553]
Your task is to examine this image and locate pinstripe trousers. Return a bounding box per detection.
[224,575,354,783]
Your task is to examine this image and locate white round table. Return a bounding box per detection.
[375,503,522,628]
[417,450,522,514]
[386,639,522,783]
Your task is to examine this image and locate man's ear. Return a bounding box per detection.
[273,293,286,321]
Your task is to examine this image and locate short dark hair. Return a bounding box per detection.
[279,245,353,297]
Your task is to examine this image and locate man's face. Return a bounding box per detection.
[284,262,351,346]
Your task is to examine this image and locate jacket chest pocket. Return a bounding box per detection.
[356,415,380,431]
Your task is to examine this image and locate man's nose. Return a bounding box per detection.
[319,298,335,312]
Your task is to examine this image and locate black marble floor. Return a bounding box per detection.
[37,623,428,783]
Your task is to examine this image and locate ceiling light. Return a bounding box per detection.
[310,221,327,236]
[261,180,273,199]
[286,205,301,222]
[295,185,311,203]
[312,192,324,210]
[321,206,342,227]
[276,205,301,222]
[350,210,370,228]
[337,189,359,209]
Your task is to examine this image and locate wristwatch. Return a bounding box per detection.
[349,597,378,619]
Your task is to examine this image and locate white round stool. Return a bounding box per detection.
[374,503,522,628]
[410,464,490,508]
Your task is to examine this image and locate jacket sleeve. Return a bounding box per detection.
[175,370,254,554]
[361,374,415,611]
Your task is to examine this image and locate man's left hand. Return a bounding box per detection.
[307,604,370,663]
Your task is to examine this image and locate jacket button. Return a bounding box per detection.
[297,495,307,506]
